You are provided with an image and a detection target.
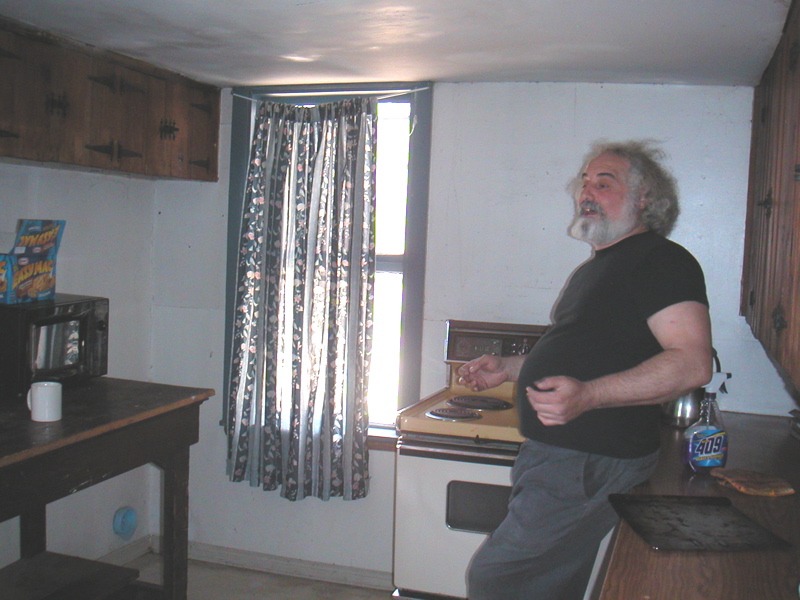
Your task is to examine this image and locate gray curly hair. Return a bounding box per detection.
[570,140,680,236]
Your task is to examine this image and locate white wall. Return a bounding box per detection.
[0,80,796,578]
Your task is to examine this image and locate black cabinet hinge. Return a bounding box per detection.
[190,102,213,115]
[189,158,211,171]
[0,47,21,60]
[85,140,142,162]
[772,303,788,332]
[756,188,773,218]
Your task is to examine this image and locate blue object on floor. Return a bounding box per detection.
[113,506,138,540]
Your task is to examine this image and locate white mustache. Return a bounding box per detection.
[578,200,605,216]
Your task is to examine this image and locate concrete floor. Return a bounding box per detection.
[126,553,389,600]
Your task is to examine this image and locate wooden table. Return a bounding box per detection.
[0,377,214,600]
[594,412,800,599]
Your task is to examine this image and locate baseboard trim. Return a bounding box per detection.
[100,535,156,566]
[102,536,393,591]
[188,540,393,591]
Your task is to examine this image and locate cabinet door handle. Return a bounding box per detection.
[159,119,180,140]
[45,92,69,118]
[0,129,20,139]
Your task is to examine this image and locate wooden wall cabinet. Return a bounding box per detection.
[742,2,800,391]
[146,79,221,181]
[0,18,220,181]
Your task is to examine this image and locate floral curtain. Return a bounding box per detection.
[226,98,377,501]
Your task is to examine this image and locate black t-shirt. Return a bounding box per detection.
[518,231,708,458]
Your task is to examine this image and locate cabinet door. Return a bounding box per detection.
[182,83,219,182]
[142,74,170,177]
[144,80,219,180]
[0,33,91,164]
[742,61,772,332]
[145,78,191,178]
[82,60,149,173]
[0,29,23,154]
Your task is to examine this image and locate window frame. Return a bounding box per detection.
[224,82,432,430]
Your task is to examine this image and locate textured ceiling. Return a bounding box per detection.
[0,0,791,88]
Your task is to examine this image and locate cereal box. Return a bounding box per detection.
[0,219,66,303]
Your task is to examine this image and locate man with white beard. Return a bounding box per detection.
[460,141,713,600]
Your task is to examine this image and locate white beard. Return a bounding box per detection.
[568,200,641,247]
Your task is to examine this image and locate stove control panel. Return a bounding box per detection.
[445,320,548,362]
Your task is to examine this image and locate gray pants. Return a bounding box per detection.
[467,439,659,600]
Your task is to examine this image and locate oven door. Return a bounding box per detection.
[393,439,517,599]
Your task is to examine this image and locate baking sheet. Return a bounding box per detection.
[609,494,792,552]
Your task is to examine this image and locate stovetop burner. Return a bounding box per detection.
[448,395,513,411]
[426,407,481,421]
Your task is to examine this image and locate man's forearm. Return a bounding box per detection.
[585,346,713,410]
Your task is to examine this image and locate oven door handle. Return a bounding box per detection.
[397,439,517,466]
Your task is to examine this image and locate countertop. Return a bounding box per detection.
[594,411,800,599]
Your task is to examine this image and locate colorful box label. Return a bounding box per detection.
[0,219,66,303]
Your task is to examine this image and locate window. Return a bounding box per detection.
[225,83,431,427]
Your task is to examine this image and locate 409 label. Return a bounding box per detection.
[690,430,727,465]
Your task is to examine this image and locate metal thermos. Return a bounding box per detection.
[661,350,724,428]
[662,387,704,428]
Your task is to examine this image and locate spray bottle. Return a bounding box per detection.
[682,371,732,472]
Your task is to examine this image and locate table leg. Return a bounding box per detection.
[19,503,46,558]
[155,445,191,600]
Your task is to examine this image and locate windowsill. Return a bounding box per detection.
[367,424,398,452]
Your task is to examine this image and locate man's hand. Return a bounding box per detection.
[526,376,593,425]
[457,354,524,392]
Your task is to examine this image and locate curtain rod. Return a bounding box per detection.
[231,85,430,103]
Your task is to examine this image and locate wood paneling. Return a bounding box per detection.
[0,17,220,181]
[742,1,800,390]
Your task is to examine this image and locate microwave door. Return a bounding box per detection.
[34,318,81,374]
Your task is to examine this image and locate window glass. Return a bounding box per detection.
[376,102,410,256]
[368,271,404,425]
[368,100,411,425]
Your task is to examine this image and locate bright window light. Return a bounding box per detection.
[368,101,411,426]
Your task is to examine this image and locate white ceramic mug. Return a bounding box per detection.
[27,381,63,422]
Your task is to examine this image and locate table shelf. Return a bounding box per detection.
[1,552,139,600]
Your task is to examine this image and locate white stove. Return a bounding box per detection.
[397,320,547,445]
[393,320,547,600]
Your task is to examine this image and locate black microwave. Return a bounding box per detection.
[0,293,108,404]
